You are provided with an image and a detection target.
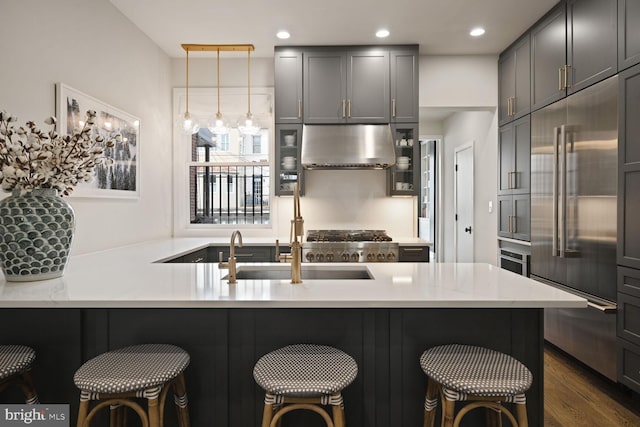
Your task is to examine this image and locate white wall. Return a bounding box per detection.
[0,0,173,255]
[418,56,499,263]
[441,112,498,263]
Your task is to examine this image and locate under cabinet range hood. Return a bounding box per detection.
[301,124,396,169]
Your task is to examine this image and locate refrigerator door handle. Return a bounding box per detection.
[586,301,617,313]
[559,124,567,258]
[552,126,560,257]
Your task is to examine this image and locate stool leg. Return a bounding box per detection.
[423,377,439,427]
[147,397,161,427]
[77,400,90,427]
[486,406,502,427]
[21,369,39,404]
[331,403,345,427]
[261,402,274,427]
[442,398,455,427]
[172,373,191,427]
[515,403,528,427]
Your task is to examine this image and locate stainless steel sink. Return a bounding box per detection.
[222,265,373,280]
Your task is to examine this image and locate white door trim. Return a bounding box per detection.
[454,142,474,262]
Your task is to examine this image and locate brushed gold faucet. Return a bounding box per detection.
[219,230,243,283]
[290,184,304,284]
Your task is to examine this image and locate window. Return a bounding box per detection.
[175,87,272,228]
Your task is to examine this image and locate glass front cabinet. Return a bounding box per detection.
[388,124,419,196]
[275,124,304,196]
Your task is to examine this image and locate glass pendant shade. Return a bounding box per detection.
[181,112,199,134]
[208,112,229,135]
[238,113,260,135]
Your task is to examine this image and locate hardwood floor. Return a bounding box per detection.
[544,344,640,426]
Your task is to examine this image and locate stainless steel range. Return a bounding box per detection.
[303,230,398,262]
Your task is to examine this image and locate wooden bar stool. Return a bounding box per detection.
[0,345,39,404]
[420,344,533,427]
[73,344,191,427]
[253,344,358,427]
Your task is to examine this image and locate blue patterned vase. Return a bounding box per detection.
[0,188,75,282]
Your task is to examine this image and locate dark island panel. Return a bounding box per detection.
[1,308,543,427]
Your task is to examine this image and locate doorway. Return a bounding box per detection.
[454,143,474,262]
[419,139,440,261]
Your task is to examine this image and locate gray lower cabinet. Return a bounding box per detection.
[390,48,419,123]
[617,267,640,393]
[274,48,303,124]
[618,63,640,269]
[498,115,530,196]
[303,48,389,123]
[619,0,640,70]
[531,0,618,111]
[499,34,530,126]
[498,194,530,241]
[164,245,280,263]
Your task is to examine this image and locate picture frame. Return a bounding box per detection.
[55,83,140,198]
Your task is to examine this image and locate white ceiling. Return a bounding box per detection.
[109,0,557,58]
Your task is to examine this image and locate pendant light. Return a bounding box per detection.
[238,48,261,135]
[208,48,229,135]
[180,48,199,134]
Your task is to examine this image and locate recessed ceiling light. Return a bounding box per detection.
[276,30,290,39]
[470,27,486,37]
[376,29,390,38]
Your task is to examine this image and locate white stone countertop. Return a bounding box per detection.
[0,238,585,309]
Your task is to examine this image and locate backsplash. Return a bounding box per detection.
[273,170,417,238]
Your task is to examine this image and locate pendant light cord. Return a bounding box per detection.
[217,49,221,117]
[247,49,251,116]
[185,49,190,115]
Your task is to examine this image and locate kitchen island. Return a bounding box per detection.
[0,238,585,426]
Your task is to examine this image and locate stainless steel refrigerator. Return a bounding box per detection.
[531,75,618,381]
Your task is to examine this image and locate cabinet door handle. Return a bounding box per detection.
[342,99,346,118]
[347,99,351,118]
[392,99,397,118]
[508,215,512,233]
[512,215,517,233]
[508,97,512,116]
[558,67,564,91]
[511,97,516,116]
[564,64,571,89]
[297,99,302,118]
[402,248,424,252]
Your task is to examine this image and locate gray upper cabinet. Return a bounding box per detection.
[531,0,618,111]
[390,48,419,123]
[499,35,530,126]
[531,3,567,111]
[303,48,390,123]
[498,115,530,196]
[619,0,640,71]
[347,49,390,123]
[274,48,303,124]
[567,0,617,94]
[303,49,347,123]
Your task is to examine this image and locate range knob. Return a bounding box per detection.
[350,253,359,262]
[326,253,335,262]
[377,253,385,262]
[306,253,314,262]
[366,253,375,262]
[341,253,350,262]
[317,254,325,262]
[387,253,396,261]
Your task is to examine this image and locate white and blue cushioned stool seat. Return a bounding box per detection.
[253,344,358,398]
[420,344,533,400]
[0,345,36,381]
[74,344,190,394]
